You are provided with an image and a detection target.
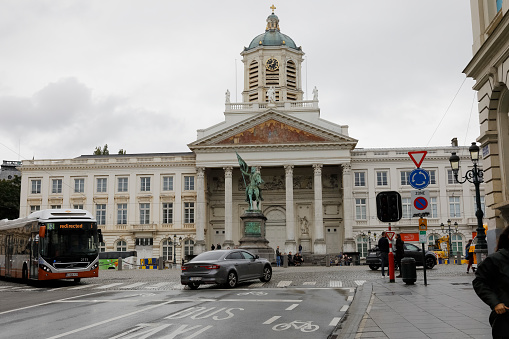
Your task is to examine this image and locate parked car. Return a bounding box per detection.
[366,243,437,270]
[181,249,272,289]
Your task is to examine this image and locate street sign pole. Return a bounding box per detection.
[388,223,395,283]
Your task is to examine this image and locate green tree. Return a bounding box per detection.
[93,144,109,155]
[118,149,126,154]
[0,175,21,220]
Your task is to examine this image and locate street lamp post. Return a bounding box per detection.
[367,230,372,249]
[440,219,458,260]
[173,234,177,265]
[449,142,487,265]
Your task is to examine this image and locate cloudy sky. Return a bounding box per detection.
[0,0,477,162]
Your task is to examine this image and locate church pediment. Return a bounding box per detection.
[217,119,327,145]
[189,110,357,149]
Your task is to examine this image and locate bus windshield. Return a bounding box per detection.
[40,222,99,259]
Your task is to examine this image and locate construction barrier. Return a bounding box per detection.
[140,258,158,269]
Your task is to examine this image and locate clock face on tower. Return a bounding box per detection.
[265,58,279,71]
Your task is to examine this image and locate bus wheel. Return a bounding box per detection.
[74,278,81,283]
[22,265,28,283]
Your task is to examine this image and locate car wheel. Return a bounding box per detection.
[260,266,272,282]
[226,271,238,288]
[425,256,436,269]
[188,282,200,290]
[369,264,380,270]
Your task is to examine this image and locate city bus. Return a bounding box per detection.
[0,209,102,283]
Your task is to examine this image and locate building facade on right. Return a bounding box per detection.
[464,0,509,252]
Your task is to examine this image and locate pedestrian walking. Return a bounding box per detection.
[395,233,404,278]
[473,226,509,338]
[275,246,281,267]
[465,239,474,273]
[211,244,215,251]
[378,231,389,277]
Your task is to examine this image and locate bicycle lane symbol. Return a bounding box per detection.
[272,320,319,333]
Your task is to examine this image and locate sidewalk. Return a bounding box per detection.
[333,269,492,339]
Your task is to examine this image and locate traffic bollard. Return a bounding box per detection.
[456,252,462,265]
[326,255,330,267]
[117,257,123,271]
[283,254,288,268]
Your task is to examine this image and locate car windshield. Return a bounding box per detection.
[191,251,225,261]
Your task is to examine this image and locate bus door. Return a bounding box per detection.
[5,235,13,277]
[30,234,39,279]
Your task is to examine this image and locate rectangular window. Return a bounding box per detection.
[74,178,85,193]
[162,203,173,224]
[117,203,127,224]
[140,203,150,224]
[163,176,174,191]
[96,204,106,225]
[400,171,411,185]
[447,170,455,184]
[30,205,41,212]
[51,205,61,209]
[430,197,438,218]
[140,177,151,192]
[118,177,128,192]
[402,198,412,219]
[354,172,366,187]
[73,204,84,209]
[31,179,41,194]
[184,202,195,223]
[97,178,107,193]
[184,176,195,191]
[449,196,461,218]
[355,198,367,220]
[376,171,388,186]
[51,179,62,194]
[428,170,436,185]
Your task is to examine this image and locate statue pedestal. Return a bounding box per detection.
[299,235,311,254]
[239,210,274,263]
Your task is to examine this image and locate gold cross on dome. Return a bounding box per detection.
[270,4,276,13]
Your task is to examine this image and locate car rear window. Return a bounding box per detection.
[191,251,224,261]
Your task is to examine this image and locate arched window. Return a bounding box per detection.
[356,235,369,258]
[162,240,173,261]
[184,239,194,256]
[427,233,441,250]
[116,240,127,252]
[450,234,464,256]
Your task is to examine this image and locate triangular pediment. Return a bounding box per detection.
[188,110,357,149]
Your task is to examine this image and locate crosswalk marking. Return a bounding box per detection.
[355,280,366,286]
[277,280,292,287]
[249,282,265,288]
[303,281,316,285]
[329,281,342,288]
[69,284,97,290]
[95,283,124,289]
[119,282,148,289]
[145,282,171,289]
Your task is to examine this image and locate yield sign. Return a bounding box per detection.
[386,231,395,240]
[408,151,427,168]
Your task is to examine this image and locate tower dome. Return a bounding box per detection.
[245,10,299,51]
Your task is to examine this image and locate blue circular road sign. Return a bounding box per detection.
[409,168,430,190]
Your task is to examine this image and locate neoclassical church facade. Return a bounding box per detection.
[18,11,481,263]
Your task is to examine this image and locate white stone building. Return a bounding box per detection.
[18,11,482,263]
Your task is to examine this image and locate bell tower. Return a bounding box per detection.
[241,6,305,103]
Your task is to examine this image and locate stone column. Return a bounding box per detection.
[223,167,235,248]
[284,165,296,253]
[313,164,326,254]
[342,163,356,252]
[194,167,206,254]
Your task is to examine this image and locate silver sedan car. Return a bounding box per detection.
[181,249,272,289]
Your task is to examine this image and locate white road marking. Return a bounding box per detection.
[68,284,97,290]
[119,282,148,289]
[145,282,172,289]
[347,295,354,302]
[355,280,366,286]
[95,283,124,289]
[263,316,281,324]
[329,317,342,326]
[329,280,342,288]
[285,304,299,311]
[277,280,292,287]
[47,288,66,292]
[249,282,265,288]
[303,281,316,285]
[340,305,349,312]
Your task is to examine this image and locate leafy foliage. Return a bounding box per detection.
[93,144,109,155]
[0,175,21,220]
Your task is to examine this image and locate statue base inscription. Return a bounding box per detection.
[239,210,274,263]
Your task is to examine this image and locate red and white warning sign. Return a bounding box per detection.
[386,231,395,240]
[408,151,427,168]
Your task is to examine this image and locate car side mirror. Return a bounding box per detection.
[255,255,259,259]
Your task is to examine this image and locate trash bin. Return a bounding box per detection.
[400,257,417,285]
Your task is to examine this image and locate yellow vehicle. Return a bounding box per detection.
[428,236,449,259]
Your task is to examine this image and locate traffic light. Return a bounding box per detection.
[376,191,402,222]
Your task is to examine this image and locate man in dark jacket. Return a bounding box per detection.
[378,231,389,277]
[473,226,509,338]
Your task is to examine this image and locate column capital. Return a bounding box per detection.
[284,164,294,175]
[312,163,323,175]
[223,166,233,178]
[342,163,351,173]
[197,167,206,177]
